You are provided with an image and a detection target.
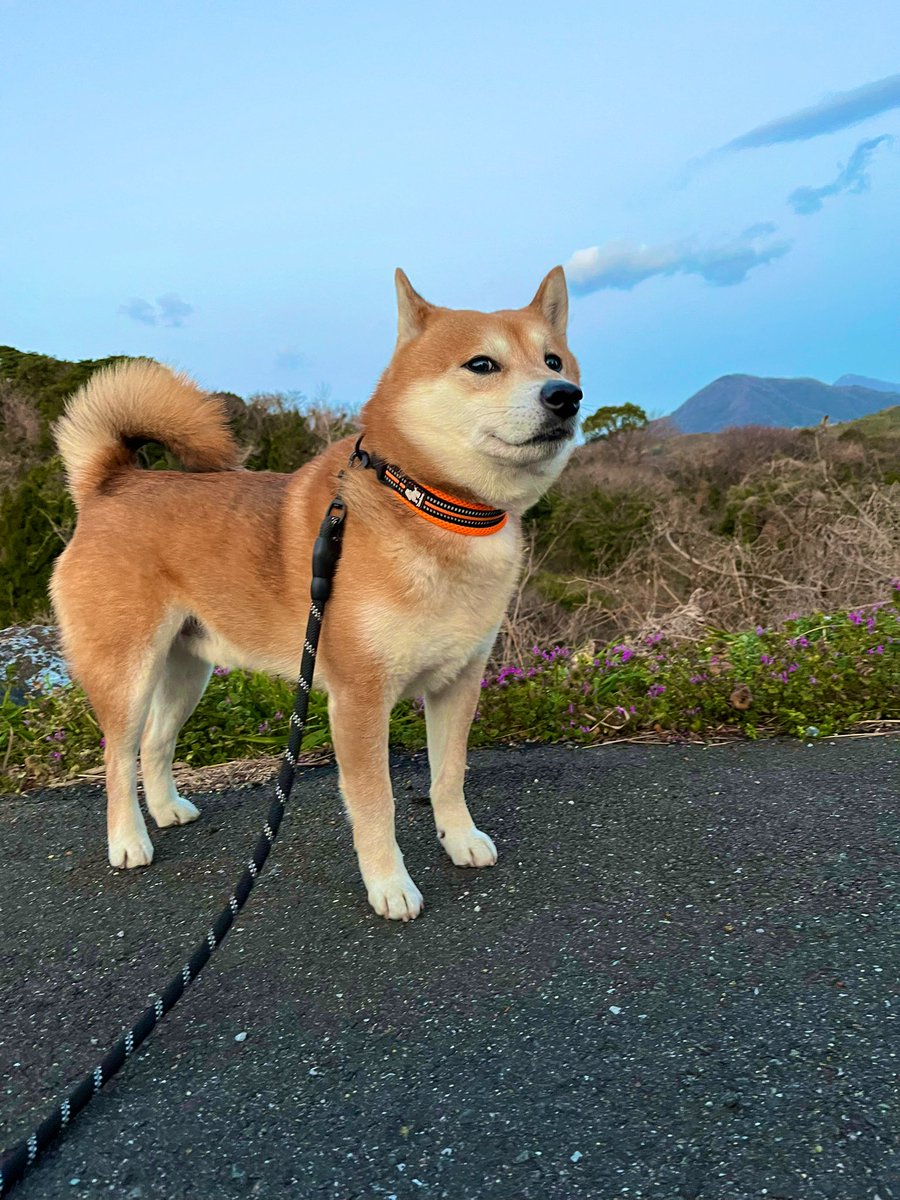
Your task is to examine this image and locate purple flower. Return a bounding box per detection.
[257,721,270,734]
[214,666,231,677]
[760,653,775,666]
[755,625,765,636]
[647,684,666,698]
[689,674,707,684]
[848,610,864,626]
[497,665,524,684]
[51,750,62,761]
[99,736,106,749]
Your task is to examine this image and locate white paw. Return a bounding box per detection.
[440,826,498,868]
[365,870,425,921]
[108,829,155,869]
[149,795,201,829]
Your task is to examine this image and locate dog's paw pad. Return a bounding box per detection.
[440,826,498,868]
[366,873,425,922]
[150,796,201,829]
[108,831,155,869]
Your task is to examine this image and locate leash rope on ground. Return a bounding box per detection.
[0,498,346,1198]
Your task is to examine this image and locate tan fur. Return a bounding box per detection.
[54,360,242,509]
[51,269,580,919]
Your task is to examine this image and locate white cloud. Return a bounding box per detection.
[789,134,894,214]
[716,72,900,154]
[118,293,194,327]
[566,224,790,294]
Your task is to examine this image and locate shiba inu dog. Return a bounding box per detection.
[50,268,582,920]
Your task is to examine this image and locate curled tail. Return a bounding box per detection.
[55,360,242,509]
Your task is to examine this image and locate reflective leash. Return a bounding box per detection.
[0,498,346,1197]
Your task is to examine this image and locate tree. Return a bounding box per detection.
[582,403,649,443]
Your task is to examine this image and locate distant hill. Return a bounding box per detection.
[668,374,900,434]
[833,373,900,393]
[833,404,900,440]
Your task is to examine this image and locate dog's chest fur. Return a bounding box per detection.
[359,521,521,697]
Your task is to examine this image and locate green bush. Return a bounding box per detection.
[0,457,75,624]
[527,485,654,576]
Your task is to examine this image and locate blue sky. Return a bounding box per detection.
[2,1,898,417]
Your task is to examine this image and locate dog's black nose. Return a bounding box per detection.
[540,379,583,421]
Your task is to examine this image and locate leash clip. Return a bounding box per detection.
[348,435,371,471]
[348,435,388,481]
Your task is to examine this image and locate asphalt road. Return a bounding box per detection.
[1,738,898,1200]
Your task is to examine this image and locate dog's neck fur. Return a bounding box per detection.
[359,380,568,517]
[355,419,486,508]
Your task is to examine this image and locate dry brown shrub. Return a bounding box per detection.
[0,382,43,491]
[495,434,900,663]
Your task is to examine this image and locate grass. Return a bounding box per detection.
[2,588,898,794]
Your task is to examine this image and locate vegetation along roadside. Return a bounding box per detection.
[3,594,897,793]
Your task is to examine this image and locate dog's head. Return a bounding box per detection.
[365,268,582,512]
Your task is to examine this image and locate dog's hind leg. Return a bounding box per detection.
[425,657,498,868]
[58,601,182,868]
[82,633,176,870]
[329,685,424,921]
[141,635,212,829]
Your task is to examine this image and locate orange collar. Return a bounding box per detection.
[349,437,508,536]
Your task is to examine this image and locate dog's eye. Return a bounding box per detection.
[545,354,563,372]
[463,356,500,375]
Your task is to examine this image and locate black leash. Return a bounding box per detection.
[0,497,346,1197]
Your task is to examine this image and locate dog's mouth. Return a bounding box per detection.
[521,426,571,446]
[488,423,575,456]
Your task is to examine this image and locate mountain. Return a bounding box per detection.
[668,374,900,434]
[833,373,900,393]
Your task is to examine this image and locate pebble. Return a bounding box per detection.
[234,1032,247,1043]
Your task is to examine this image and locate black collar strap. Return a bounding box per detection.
[348,436,508,536]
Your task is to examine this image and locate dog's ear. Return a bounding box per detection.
[395,269,435,346]
[528,266,568,337]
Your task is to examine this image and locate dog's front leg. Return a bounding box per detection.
[329,686,424,921]
[425,659,498,869]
